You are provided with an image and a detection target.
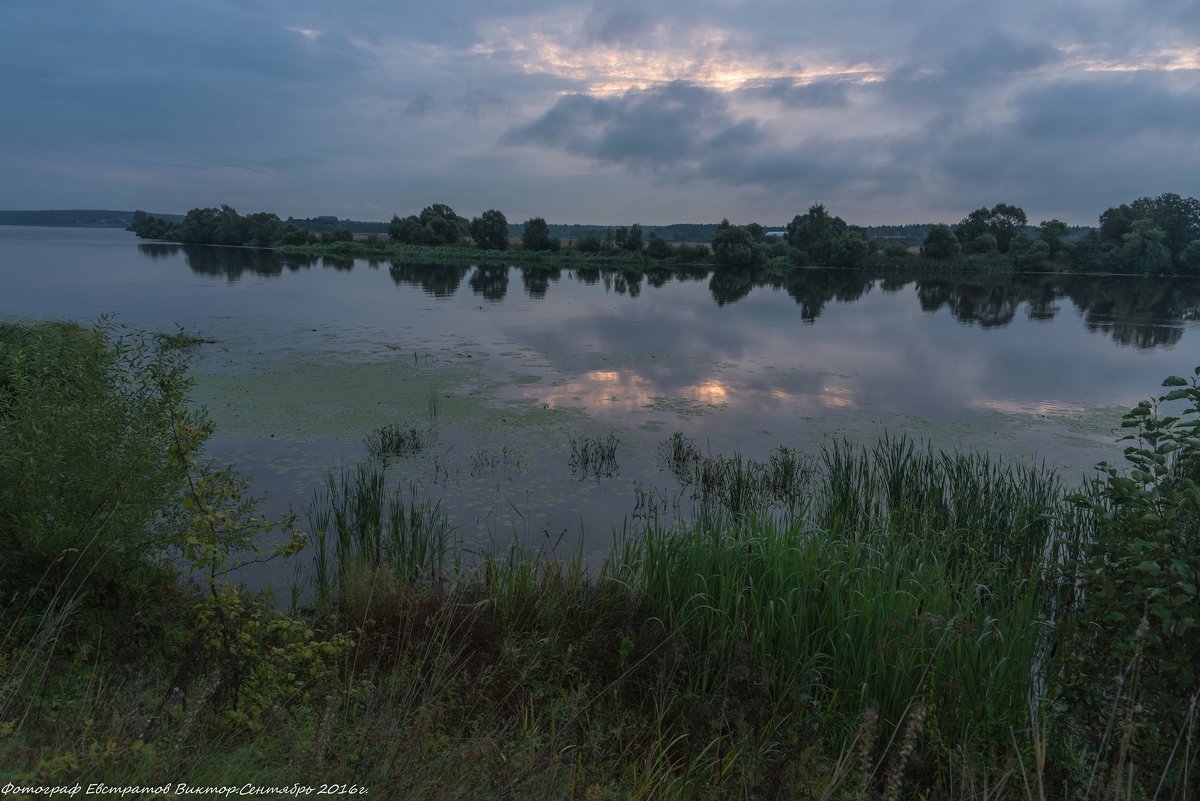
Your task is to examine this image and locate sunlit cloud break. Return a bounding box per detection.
[473,16,886,96]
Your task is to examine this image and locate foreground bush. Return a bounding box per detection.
[0,320,199,589]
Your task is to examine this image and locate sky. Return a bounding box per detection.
[1,0,1198,226]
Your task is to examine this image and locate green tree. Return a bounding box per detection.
[922,224,961,259]
[986,203,1027,253]
[1037,219,1071,259]
[279,225,310,246]
[389,214,425,244]
[470,209,509,251]
[419,203,467,245]
[1130,193,1200,261]
[1099,203,1136,244]
[972,232,999,254]
[955,203,1028,253]
[1119,220,1172,274]
[575,235,602,254]
[711,221,761,267]
[786,203,847,263]
[625,223,644,252]
[522,217,558,251]
[1069,230,1105,271]
[645,234,674,259]
[1178,240,1200,276]
[954,208,992,250]
[1013,238,1051,271]
[828,230,868,268]
[245,212,284,247]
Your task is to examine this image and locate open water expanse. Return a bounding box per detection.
[3,225,1199,589]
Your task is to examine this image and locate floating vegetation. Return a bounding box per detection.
[158,329,218,349]
[569,433,620,480]
[365,422,434,458]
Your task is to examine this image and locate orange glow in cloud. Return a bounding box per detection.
[473,20,886,96]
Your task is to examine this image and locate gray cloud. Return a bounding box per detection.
[743,78,850,109]
[1015,76,1200,139]
[0,0,1197,225]
[405,93,436,118]
[502,81,760,171]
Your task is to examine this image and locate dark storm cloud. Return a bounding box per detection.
[502,81,761,171]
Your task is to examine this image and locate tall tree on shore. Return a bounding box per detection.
[470,209,509,250]
[922,224,961,259]
[522,217,558,251]
[954,203,1028,253]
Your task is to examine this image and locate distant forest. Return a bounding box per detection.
[0,209,183,228]
[0,210,1092,248]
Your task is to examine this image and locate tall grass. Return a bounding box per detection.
[618,434,1079,751]
[308,460,453,609]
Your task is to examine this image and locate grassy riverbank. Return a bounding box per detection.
[2,320,1197,799]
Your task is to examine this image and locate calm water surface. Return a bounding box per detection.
[3,226,1198,586]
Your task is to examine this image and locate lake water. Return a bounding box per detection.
[3,225,1198,587]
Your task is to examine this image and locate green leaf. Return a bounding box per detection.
[1162,376,1188,387]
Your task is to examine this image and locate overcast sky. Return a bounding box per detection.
[2,1,1197,225]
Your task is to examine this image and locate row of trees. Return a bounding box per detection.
[134,194,1200,276]
[1072,193,1200,275]
[130,207,352,247]
[918,194,1200,275]
[710,205,874,270]
[387,204,715,260]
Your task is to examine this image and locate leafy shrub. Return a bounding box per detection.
[1065,368,1200,775]
[0,320,200,586]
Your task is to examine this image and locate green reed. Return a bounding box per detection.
[616,434,1080,748]
[308,460,453,609]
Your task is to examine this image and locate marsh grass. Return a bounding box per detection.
[659,434,815,512]
[308,460,454,609]
[364,422,434,458]
[569,433,620,480]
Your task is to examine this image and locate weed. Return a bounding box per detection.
[365,422,433,458]
[569,433,620,480]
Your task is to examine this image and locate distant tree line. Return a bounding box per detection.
[130,193,1200,276]
[130,207,355,247]
[0,209,183,228]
